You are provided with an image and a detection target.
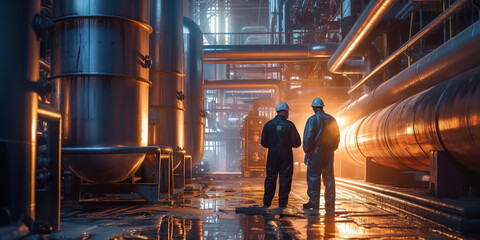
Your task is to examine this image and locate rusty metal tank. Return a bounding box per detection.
[51,0,152,183]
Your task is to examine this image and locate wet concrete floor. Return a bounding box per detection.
[52,177,477,239]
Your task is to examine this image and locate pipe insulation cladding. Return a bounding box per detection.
[51,0,152,183]
[338,66,480,173]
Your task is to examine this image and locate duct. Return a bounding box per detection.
[337,20,480,124]
[51,0,151,183]
[0,0,39,227]
[183,17,205,167]
[149,0,185,149]
[327,0,397,73]
[338,66,480,173]
[204,79,281,103]
[348,0,469,95]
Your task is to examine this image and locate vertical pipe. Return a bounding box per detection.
[183,17,205,167]
[283,0,295,44]
[149,0,185,150]
[0,0,39,227]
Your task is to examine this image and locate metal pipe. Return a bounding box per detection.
[327,0,397,73]
[183,17,205,167]
[204,43,339,60]
[228,66,282,73]
[149,0,185,154]
[269,0,280,44]
[282,0,295,44]
[338,66,480,173]
[205,58,326,64]
[39,59,51,72]
[337,20,480,124]
[52,0,152,183]
[0,0,39,227]
[348,0,469,95]
[205,79,281,104]
[205,79,281,89]
[204,44,365,72]
[38,102,62,121]
[62,146,163,155]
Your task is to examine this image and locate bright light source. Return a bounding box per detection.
[336,117,346,127]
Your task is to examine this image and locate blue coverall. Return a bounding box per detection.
[303,110,340,208]
[261,115,301,206]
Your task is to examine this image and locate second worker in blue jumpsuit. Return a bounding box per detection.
[302,97,340,213]
[261,102,301,208]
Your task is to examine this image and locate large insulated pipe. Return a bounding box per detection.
[327,0,397,73]
[338,66,480,173]
[51,0,152,183]
[0,0,39,227]
[149,0,185,170]
[337,20,480,124]
[183,17,205,167]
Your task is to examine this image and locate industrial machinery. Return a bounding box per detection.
[3,0,480,236]
[242,115,268,177]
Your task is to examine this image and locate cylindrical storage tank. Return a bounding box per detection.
[339,66,480,173]
[51,0,152,183]
[149,0,185,168]
[0,0,39,226]
[183,17,205,167]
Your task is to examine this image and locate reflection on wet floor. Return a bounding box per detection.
[52,177,475,239]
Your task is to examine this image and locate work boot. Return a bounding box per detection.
[302,202,319,209]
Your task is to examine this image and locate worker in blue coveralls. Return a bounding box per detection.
[302,97,340,214]
[260,102,301,208]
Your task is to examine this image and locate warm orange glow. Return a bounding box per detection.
[336,117,346,128]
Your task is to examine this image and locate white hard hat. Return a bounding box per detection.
[275,102,291,111]
[311,97,325,107]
